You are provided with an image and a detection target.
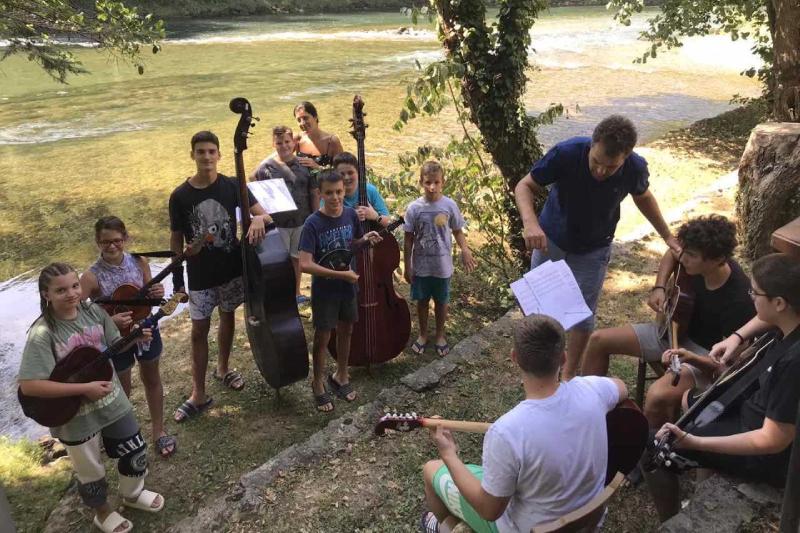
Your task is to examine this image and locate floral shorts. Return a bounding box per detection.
[188,276,244,320]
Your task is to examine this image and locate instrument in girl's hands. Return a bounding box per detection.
[377,400,650,485]
[96,234,211,334]
[17,293,187,427]
[318,216,405,271]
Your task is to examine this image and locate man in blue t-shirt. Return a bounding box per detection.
[514,115,679,380]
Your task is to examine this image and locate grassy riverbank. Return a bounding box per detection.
[1,102,767,532]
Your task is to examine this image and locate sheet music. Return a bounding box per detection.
[248,179,298,214]
[510,260,593,330]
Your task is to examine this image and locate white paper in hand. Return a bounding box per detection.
[510,260,592,330]
[248,180,298,214]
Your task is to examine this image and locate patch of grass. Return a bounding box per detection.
[0,437,72,533]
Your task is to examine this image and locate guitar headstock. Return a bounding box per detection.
[350,95,367,143]
[158,292,188,317]
[386,216,405,233]
[188,232,215,254]
[374,411,423,436]
[230,97,258,153]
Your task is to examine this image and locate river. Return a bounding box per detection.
[0,7,760,439]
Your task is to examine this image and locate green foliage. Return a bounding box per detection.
[608,0,774,97]
[0,0,165,83]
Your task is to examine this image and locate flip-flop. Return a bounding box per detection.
[93,512,132,533]
[155,434,177,458]
[173,397,213,423]
[420,511,439,533]
[434,343,450,357]
[296,295,311,305]
[214,369,245,391]
[327,374,357,402]
[410,340,428,355]
[122,489,164,513]
[314,390,335,413]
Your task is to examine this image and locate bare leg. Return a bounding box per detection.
[644,467,682,521]
[433,301,448,346]
[312,328,333,411]
[416,299,430,346]
[564,328,592,380]
[423,460,462,532]
[117,368,133,397]
[216,310,236,376]
[291,257,303,297]
[581,325,643,376]
[186,318,211,408]
[334,321,356,400]
[139,359,168,452]
[644,369,697,428]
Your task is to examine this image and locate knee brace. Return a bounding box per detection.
[103,431,147,478]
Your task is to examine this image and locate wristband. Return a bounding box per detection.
[732,331,745,343]
[650,285,666,293]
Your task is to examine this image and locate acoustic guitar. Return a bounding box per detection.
[376,399,649,485]
[18,293,186,428]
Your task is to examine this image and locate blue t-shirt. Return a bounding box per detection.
[321,183,389,216]
[531,137,649,253]
[298,207,364,300]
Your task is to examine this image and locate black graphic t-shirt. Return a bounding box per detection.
[168,175,257,290]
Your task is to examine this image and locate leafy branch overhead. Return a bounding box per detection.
[0,0,165,83]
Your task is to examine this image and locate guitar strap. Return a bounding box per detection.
[687,333,800,431]
[130,250,177,258]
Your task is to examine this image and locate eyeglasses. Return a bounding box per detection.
[748,288,770,298]
[99,238,125,248]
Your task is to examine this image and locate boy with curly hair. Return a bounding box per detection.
[581,214,756,428]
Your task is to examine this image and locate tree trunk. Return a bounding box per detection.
[771,0,800,122]
[433,0,546,261]
[736,123,800,259]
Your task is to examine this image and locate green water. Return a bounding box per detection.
[0,7,760,279]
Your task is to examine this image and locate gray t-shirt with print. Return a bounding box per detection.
[18,303,132,442]
[403,195,465,278]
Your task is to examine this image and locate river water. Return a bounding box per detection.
[0,8,759,438]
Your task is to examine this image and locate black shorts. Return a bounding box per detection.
[311,295,358,331]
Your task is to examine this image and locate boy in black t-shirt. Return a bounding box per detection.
[298,170,381,413]
[582,215,755,428]
[647,253,800,521]
[168,131,272,423]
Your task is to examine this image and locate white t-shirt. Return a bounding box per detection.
[481,376,620,532]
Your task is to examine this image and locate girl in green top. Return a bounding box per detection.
[18,263,164,533]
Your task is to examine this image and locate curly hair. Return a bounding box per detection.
[677,215,737,260]
[592,115,637,157]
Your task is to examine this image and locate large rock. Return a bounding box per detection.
[736,123,800,260]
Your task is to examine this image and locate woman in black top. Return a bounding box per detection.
[648,252,800,521]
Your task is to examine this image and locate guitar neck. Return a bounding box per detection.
[422,418,491,434]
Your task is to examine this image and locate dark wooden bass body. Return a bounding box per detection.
[329,96,411,367]
[230,97,308,389]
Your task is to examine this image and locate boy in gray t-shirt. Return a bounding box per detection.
[403,160,475,357]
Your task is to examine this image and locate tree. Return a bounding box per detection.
[397,1,561,262]
[0,0,164,83]
[608,0,800,122]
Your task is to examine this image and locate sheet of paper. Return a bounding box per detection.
[510,259,593,330]
[248,179,298,214]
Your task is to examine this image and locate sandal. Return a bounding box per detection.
[214,369,245,391]
[410,340,428,355]
[419,511,439,533]
[434,343,450,357]
[122,489,165,513]
[327,374,357,402]
[173,397,213,423]
[155,434,177,458]
[315,390,335,413]
[93,511,132,533]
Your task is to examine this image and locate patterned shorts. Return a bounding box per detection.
[188,276,244,320]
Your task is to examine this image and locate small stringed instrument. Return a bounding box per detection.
[95,235,210,334]
[318,216,405,271]
[376,399,649,485]
[17,293,186,427]
[230,97,309,389]
[657,257,695,340]
[329,95,411,367]
[648,333,776,472]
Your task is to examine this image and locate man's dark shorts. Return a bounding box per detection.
[312,295,358,330]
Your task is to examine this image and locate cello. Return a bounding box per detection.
[230,97,309,389]
[329,95,411,367]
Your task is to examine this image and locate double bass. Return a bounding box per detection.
[329,96,411,367]
[230,97,309,389]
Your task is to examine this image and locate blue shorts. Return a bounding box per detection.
[112,327,163,373]
[411,276,450,303]
[530,239,610,331]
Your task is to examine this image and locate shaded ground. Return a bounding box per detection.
[3,103,767,532]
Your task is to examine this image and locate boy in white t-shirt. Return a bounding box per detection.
[420,314,626,533]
